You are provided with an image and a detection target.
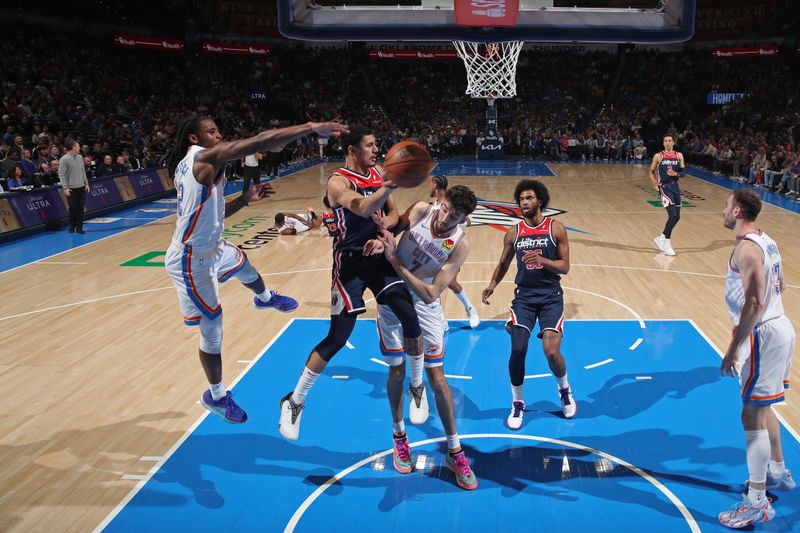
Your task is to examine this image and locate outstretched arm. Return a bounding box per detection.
[327,174,398,218]
[482,227,517,304]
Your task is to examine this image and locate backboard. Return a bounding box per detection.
[277,0,695,43]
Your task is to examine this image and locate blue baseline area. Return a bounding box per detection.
[102,319,800,532]
[432,158,555,177]
[687,166,800,215]
[0,159,320,273]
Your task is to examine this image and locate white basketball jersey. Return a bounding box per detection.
[725,231,785,325]
[398,204,465,284]
[279,213,311,233]
[172,145,226,250]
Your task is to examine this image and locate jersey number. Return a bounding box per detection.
[772,263,782,295]
[525,249,543,270]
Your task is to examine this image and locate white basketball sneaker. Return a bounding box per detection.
[654,234,667,252]
[506,401,525,430]
[767,468,796,491]
[279,392,304,440]
[466,305,480,329]
[409,383,429,425]
[559,386,577,419]
[663,239,676,256]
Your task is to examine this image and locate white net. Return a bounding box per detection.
[452,41,524,100]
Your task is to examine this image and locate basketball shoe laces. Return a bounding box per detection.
[452,452,471,478]
[410,384,424,408]
[559,387,572,406]
[287,396,304,423]
[512,401,524,417]
[222,393,243,417]
[394,437,411,462]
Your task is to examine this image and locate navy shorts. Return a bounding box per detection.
[506,286,565,339]
[659,181,681,207]
[331,250,405,315]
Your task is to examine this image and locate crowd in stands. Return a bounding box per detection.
[0,23,798,198]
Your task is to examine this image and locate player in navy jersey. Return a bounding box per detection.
[650,134,686,256]
[279,125,423,441]
[482,179,576,429]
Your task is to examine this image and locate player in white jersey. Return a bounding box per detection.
[719,189,796,529]
[164,114,347,424]
[274,206,322,235]
[365,185,478,490]
[429,175,480,329]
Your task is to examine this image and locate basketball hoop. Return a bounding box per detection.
[453,41,523,100]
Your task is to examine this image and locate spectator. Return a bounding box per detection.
[96,154,118,177]
[6,165,24,189]
[1,150,20,180]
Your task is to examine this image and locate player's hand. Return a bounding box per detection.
[522,250,544,267]
[244,182,275,204]
[63,188,71,197]
[363,238,384,256]
[85,184,90,192]
[311,121,349,139]
[720,348,740,378]
[372,212,388,232]
[377,230,398,259]
[481,286,494,305]
[381,178,399,190]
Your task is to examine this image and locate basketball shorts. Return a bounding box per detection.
[377,294,444,367]
[165,239,250,325]
[330,251,404,315]
[739,315,795,405]
[506,286,565,339]
[659,181,681,207]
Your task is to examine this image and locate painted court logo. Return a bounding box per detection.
[470,199,565,232]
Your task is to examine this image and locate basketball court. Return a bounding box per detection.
[3,0,800,531]
[2,161,799,531]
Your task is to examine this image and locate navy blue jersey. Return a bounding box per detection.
[513,218,561,290]
[658,151,682,184]
[327,167,384,252]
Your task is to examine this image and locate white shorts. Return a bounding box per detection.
[739,315,795,405]
[165,239,250,325]
[377,295,444,368]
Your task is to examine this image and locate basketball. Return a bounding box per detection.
[382,141,434,188]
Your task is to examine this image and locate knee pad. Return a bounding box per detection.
[233,260,259,285]
[379,285,421,338]
[199,315,223,354]
[315,314,356,361]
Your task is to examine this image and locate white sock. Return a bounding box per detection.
[556,373,569,390]
[746,429,770,502]
[512,384,524,403]
[291,367,320,405]
[769,460,786,477]
[747,485,767,506]
[256,289,272,303]
[393,420,406,435]
[453,288,472,310]
[446,434,461,451]
[409,355,424,388]
[209,381,226,400]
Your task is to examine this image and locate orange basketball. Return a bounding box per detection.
[382,141,434,188]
